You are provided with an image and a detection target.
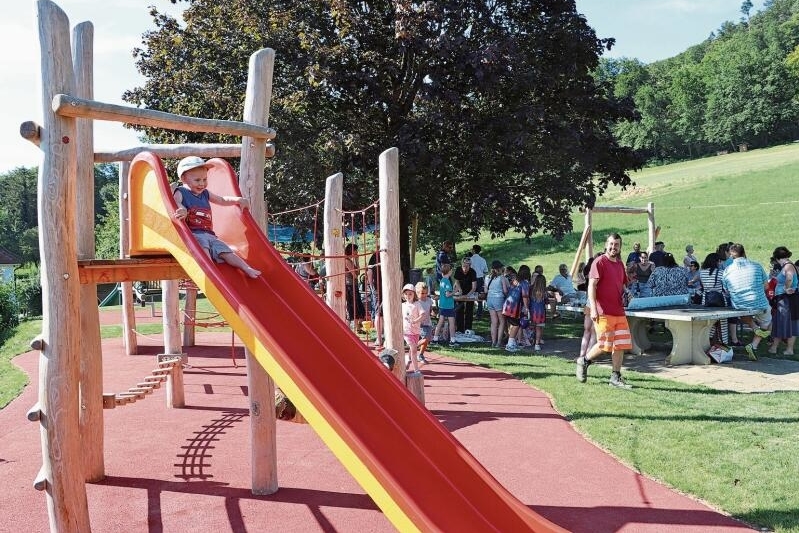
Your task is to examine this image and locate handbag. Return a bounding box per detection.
[705,290,727,307]
[707,343,733,363]
[704,270,727,307]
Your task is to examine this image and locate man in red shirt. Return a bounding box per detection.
[576,233,633,389]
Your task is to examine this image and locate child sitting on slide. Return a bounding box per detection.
[172,156,261,279]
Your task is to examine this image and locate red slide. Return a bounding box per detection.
[127,151,565,533]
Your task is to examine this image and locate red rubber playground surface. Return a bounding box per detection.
[0,329,754,532]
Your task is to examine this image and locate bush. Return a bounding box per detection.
[17,272,42,318]
[0,282,19,337]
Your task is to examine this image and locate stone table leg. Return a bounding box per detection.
[664,319,711,365]
[627,316,652,355]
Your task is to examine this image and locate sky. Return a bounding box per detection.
[0,0,765,174]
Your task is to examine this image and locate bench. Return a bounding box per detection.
[557,303,758,365]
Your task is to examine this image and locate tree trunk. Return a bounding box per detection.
[399,207,411,282]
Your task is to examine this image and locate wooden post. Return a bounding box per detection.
[161,354,185,409]
[324,173,345,320]
[240,48,278,496]
[379,148,408,384]
[162,280,184,408]
[406,371,425,403]
[35,1,91,529]
[182,285,197,347]
[118,161,138,355]
[584,208,593,260]
[73,20,105,483]
[569,225,592,280]
[162,280,181,354]
[647,202,656,253]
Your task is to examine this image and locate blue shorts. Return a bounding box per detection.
[486,295,505,312]
[193,231,233,263]
[439,307,455,318]
[420,325,433,340]
[370,291,383,319]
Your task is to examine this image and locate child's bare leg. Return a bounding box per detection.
[418,337,429,355]
[407,342,420,372]
[375,314,383,346]
[220,252,261,278]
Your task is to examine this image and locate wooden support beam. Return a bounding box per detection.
[30,336,44,351]
[570,225,592,280]
[20,122,276,162]
[33,465,48,491]
[77,257,187,284]
[102,394,116,409]
[94,142,275,163]
[27,402,42,422]
[116,391,145,400]
[20,120,41,146]
[52,94,276,140]
[588,205,649,214]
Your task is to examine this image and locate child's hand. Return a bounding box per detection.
[174,207,187,220]
[238,197,250,210]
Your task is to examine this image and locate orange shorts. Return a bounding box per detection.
[593,315,632,352]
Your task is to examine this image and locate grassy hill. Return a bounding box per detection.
[424,142,799,277]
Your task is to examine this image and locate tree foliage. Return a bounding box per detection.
[0,163,119,264]
[602,0,799,163]
[0,167,38,263]
[124,0,642,270]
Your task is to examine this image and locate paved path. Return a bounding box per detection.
[0,331,755,532]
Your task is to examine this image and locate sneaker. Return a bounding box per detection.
[534,344,542,352]
[505,343,519,353]
[745,344,758,361]
[754,328,770,339]
[448,342,460,348]
[609,371,632,389]
[575,356,589,383]
[418,355,429,364]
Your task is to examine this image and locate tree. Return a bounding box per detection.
[741,0,754,21]
[95,182,121,260]
[126,0,642,273]
[0,167,38,263]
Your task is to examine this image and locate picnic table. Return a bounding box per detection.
[557,303,759,365]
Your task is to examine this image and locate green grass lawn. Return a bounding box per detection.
[442,316,799,533]
[416,142,799,287]
[4,145,799,531]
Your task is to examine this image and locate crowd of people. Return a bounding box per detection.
[431,242,574,353]
[623,240,798,360]
[274,228,796,382]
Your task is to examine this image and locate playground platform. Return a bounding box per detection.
[0,331,753,532]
